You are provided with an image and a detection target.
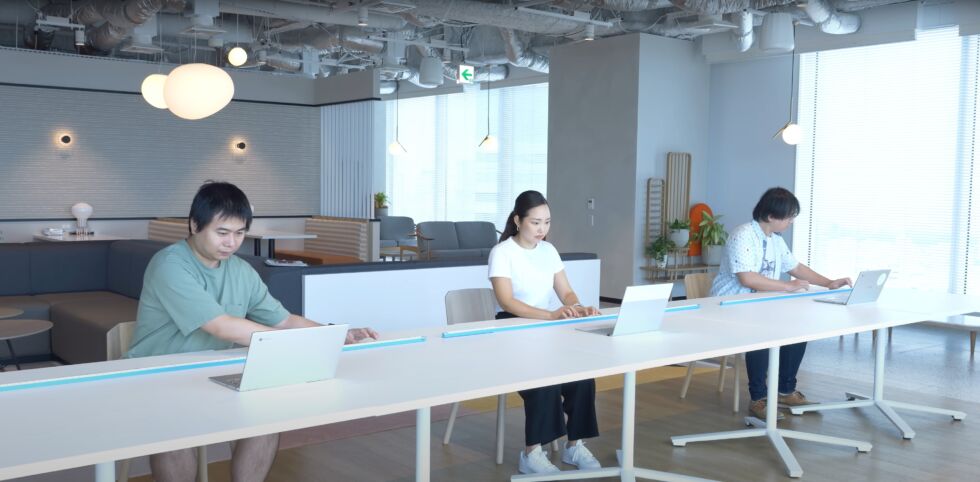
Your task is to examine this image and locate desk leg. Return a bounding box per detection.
[512,372,712,482]
[253,239,261,257]
[672,347,871,478]
[94,461,114,482]
[790,328,965,439]
[417,407,430,482]
[268,239,276,259]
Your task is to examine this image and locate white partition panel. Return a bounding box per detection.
[303,259,600,332]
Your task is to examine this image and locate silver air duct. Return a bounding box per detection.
[668,0,796,15]
[732,9,752,52]
[499,29,549,74]
[273,26,385,55]
[219,0,407,31]
[803,0,861,35]
[85,0,187,51]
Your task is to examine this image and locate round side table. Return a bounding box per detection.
[0,319,52,371]
[0,307,24,319]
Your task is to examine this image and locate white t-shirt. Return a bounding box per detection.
[488,237,565,311]
[710,221,800,297]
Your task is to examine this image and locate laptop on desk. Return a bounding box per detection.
[814,269,891,305]
[210,324,349,391]
[580,283,675,337]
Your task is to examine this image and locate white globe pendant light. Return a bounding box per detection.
[164,63,235,120]
[780,123,802,145]
[140,73,169,109]
[227,46,247,67]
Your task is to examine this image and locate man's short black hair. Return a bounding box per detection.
[752,187,801,222]
[188,181,253,234]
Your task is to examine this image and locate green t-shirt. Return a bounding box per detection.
[126,240,290,358]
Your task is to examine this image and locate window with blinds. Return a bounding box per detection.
[384,83,548,231]
[794,27,979,294]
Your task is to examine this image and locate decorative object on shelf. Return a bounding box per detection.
[71,202,93,235]
[374,192,390,218]
[693,212,728,265]
[163,63,235,120]
[688,203,713,257]
[646,235,676,269]
[668,218,690,248]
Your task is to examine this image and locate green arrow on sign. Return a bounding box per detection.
[461,69,473,81]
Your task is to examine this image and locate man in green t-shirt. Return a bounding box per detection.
[128,181,377,482]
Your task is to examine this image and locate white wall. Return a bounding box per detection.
[634,35,710,287]
[705,55,797,248]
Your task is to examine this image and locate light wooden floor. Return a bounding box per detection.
[127,325,978,482]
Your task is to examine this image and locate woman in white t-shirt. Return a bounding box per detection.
[487,190,602,475]
[710,187,852,421]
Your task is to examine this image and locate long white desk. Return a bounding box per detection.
[0,288,976,481]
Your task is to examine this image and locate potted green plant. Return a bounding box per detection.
[668,218,691,248]
[646,235,676,269]
[374,192,389,218]
[694,212,728,265]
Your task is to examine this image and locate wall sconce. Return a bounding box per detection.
[60,135,72,145]
[236,141,247,151]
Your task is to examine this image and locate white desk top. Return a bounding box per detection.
[32,234,127,242]
[244,230,316,240]
[0,289,977,479]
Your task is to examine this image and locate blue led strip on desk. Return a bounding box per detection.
[341,336,426,351]
[441,304,701,339]
[718,289,852,306]
[0,335,427,393]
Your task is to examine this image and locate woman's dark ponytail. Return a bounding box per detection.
[499,190,549,242]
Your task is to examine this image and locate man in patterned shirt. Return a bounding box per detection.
[710,187,852,420]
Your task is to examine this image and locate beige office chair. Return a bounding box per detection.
[441,288,558,464]
[107,322,209,482]
[678,273,743,413]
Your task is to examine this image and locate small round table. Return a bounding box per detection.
[0,319,52,371]
[0,307,24,320]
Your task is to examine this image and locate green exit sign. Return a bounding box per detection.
[457,64,474,84]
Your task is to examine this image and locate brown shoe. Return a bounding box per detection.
[778,390,818,407]
[748,399,785,421]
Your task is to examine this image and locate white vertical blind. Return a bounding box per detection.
[795,28,978,293]
[322,101,376,218]
[385,83,548,230]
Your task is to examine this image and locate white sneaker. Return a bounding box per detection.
[561,441,601,470]
[518,446,561,474]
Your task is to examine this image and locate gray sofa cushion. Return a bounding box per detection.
[418,222,459,250]
[29,242,109,294]
[0,244,31,295]
[107,240,171,299]
[35,291,122,305]
[0,295,52,358]
[454,221,498,250]
[50,295,138,364]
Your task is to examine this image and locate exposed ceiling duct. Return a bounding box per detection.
[274,26,386,55]
[732,9,752,52]
[218,0,408,31]
[668,0,796,15]
[804,0,861,35]
[500,29,550,74]
[79,0,187,51]
[409,0,586,36]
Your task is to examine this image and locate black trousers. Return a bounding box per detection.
[497,311,600,446]
[744,342,808,401]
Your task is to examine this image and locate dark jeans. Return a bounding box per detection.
[744,342,807,401]
[497,311,600,446]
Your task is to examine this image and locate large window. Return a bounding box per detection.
[794,28,980,294]
[385,83,548,230]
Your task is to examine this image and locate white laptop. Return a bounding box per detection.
[814,269,891,305]
[581,283,675,337]
[210,324,349,391]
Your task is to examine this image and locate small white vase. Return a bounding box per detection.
[375,207,389,218]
